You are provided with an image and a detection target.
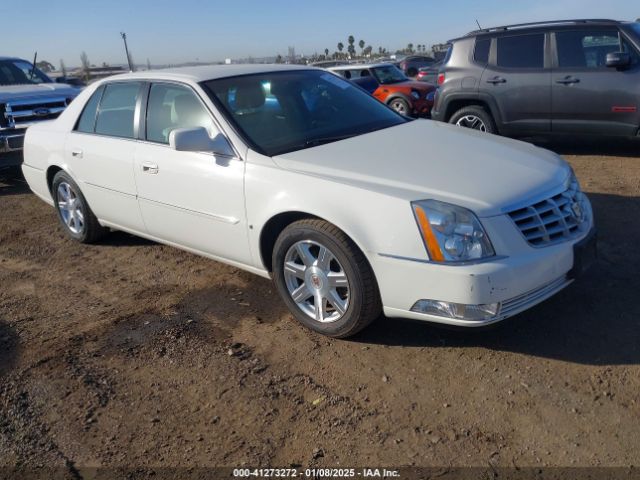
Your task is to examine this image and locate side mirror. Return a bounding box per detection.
[169,127,234,156]
[606,52,631,69]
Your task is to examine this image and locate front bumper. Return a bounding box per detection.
[375,227,596,327]
[0,129,26,167]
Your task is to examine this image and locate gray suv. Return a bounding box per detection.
[431,19,640,137]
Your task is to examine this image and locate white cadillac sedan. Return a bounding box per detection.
[22,65,596,338]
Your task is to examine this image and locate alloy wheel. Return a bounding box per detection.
[283,240,350,323]
[56,182,85,235]
[391,100,408,115]
[455,115,487,131]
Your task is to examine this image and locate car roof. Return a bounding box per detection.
[329,63,394,71]
[0,56,25,61]
[100,63,315,83]
[449,19,628,42]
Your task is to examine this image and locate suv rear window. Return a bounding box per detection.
[496,34,545,68]
[474,38,491,64]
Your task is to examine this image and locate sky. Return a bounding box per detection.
[3,0,639,68]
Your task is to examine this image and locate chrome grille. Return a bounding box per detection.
[3,97,68,128]
[508,180,590,247]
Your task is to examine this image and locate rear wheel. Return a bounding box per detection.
[449,105,496,134]
[52,170,107,243]
[388,97,411,116]
[272,219,381,338]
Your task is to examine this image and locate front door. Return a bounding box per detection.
[133,82,251,265]
[551,28,640,135]
[479,32,551,134]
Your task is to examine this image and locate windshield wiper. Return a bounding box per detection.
[304,133,360,148]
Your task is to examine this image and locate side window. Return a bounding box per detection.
[146,83,215,144]
[620,36,640,65]
[75,87,103,133]
[95,82,140,138]
[556,30,621,68]
[496,34,545,68]
[474,37,491,64]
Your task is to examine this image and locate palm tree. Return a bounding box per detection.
[407,43,414,54]
[337,42,344,59]
[324,48,329,57]
[359,39,365,56]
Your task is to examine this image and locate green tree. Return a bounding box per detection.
[347,35,355,57]
[407,43,414,54]
[358,39,365,56]
[337,42,344,58]
[324,48,329,57]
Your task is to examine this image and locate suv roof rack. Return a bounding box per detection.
[466,19,620,36]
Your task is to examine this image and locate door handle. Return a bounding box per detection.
[556,76,580,85]
[71,149,83,158]
[141,162,159,174]
[486,76,507,84]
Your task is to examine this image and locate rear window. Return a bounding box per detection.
[75,87,103,133]
[474,38,491,64]
[496,34,545,68]
[94,82,140,139]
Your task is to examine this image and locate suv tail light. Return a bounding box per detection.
[437,73,446,85]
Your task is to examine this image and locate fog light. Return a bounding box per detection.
[410,299,500,321]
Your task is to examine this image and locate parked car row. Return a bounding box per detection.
[328,63,435,116]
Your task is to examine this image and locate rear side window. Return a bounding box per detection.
[497,34,545,68]
[146,83,215,144]
[75,87,102,133]
[556,30,626,68]
[95,82,140,138]
[474,38,491,64]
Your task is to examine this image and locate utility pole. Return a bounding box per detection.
[120,32,133,71]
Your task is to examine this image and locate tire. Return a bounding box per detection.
[388,97,411,116]
[51,170,107,243]
[272,219,381,338]
[449,105,497,134]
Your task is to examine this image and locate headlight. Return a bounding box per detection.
[412,200,495,263]
[410,90,421,100]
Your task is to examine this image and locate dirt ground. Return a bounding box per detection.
[0,137,639,477]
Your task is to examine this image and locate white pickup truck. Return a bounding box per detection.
[0,56,80,169]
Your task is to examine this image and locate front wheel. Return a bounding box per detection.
[52,170,107,243]
[388,97,411,116]
[272,219,381,338]
[449,106,496,134]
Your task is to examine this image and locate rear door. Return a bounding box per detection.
[551,28,640,135]
[479,32,551,133]
[133,81,250,264]
[65,81,146,232]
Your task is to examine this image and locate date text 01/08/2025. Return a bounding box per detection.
[232,468,401,478]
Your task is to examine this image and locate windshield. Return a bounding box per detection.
[202,70,408,157]
[370,65,408,84]
[0,59,51,86]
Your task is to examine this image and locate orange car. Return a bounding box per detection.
[329,63,436,117]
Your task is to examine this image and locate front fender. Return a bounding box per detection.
[244,151,428,272]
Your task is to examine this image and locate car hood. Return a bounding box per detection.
[272,120,570,217]
[0,83,80,102]
[399,80,436,91]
